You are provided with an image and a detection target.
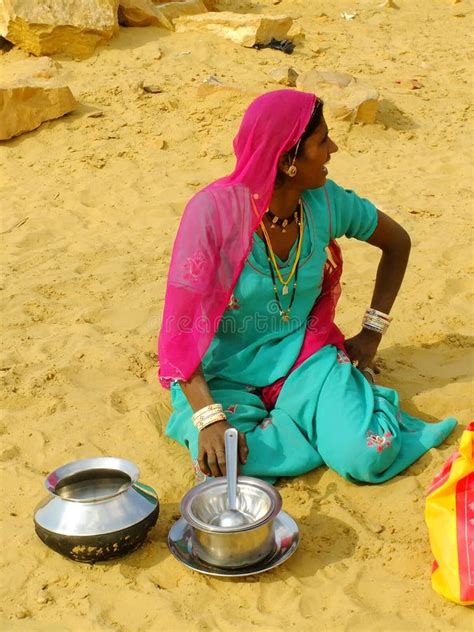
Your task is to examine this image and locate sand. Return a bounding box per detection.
[0,0,473,630]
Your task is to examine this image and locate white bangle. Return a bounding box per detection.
[363,320,389,335]
[362,367,376,383]
[195,413,227,432]
[192,404,226,431]
[366,307,392,322]
[362,307,392,335]
[192,403,223,423]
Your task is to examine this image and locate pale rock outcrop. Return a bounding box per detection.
[174,11,294,47]
[332,86,379,124]
[297,70,380,124]
[286,23,305,44]
[118,0,173,28]
[301,70,354,89]
[0,57,76,140]
[0,0,119,57]
[154,0,214,8]
[119,0,210,29]
[154,0,209,22]
[269,66,299,87]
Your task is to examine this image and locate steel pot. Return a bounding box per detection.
[34,457,159,563]
[180,476,282,568]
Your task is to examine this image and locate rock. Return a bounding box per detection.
[85,109,105,118]
[394,78,423,90]
[14,609,31,620]
[332,85,379,124]
[299,69,354,89]
[141,80,163,92]
[451,0,474,15]
[196,75,236,97]
[36,591,53,605]
[174,11,294,47]
[202,75,223,86]
[0,57,77,141]
[154,0,214,8]
[286,23,305,44]
[118,0,173,29]
[269,66,299,87]
[0,35,13,51]
[0,0,119,57]
[0,444,20,461]
[297,70,379,124]
[152,0,209,23]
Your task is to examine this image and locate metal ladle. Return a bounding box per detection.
[213,428,251,528]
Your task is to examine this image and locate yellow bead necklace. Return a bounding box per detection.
[259,200,305,295]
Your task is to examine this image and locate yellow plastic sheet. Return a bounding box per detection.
[425,422,474,605]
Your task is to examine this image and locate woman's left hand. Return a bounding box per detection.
[344,328,382,373]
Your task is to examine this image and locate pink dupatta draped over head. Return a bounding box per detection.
[158,89,345,392]
[158,90,316,387]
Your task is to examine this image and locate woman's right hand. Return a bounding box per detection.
[198,419,249,478]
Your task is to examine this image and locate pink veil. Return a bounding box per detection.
[158,90,317,388]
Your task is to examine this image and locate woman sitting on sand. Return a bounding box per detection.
[158,90,456,484]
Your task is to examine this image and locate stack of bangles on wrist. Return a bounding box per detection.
[362,307,392,335]
[362,367,376,383]
[192,403,227,432]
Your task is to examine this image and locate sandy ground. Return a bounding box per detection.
[1,0,473,630]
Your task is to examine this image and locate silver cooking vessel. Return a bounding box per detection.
[180,476,282,568]
[34,457,159,562]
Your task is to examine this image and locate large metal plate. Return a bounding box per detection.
[168,511,300,577]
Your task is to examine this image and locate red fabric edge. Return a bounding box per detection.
[456,472,474,602]
[427,451,460,495]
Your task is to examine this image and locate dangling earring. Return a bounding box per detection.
[286,137,301,178]
[287,165,297,177]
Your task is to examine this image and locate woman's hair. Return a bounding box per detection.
[287,98,324,161]
[274,98,323,186]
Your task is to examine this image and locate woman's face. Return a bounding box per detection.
[291,116,338,189]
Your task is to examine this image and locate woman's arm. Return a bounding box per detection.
[178,363,215,412]
[345,210,411,371]
[366,209,412,313]
[179,364,248,477]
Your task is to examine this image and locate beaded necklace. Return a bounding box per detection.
[266,207,300,232]
[260,204,305,322]
[260,201,305,294]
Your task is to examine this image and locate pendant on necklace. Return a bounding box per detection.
[281,312,289,322]
[282,285,289,296]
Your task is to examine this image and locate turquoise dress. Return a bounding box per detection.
[166,181,457,484]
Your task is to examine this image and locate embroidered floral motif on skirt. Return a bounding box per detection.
[366,430,393,452]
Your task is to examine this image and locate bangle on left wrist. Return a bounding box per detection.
[362,307,392,336]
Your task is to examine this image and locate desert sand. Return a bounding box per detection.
[1,0,473,630]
